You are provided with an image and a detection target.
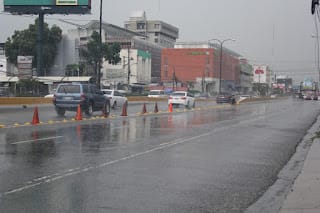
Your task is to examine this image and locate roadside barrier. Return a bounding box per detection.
[31,106,40,125]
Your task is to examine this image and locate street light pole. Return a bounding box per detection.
[208,38,235,94]
[98,0,103,89]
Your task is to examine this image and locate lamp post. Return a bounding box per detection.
[208,38,236,94]
[311,34,320,85]
[97,0,103,89]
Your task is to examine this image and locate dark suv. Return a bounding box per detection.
[53,83,110,116]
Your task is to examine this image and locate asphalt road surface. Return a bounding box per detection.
[0,98,319,213]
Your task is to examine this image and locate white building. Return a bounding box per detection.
[0,57,6,77]
[102,49,151,88]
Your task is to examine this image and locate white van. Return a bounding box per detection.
[148,90,166,98]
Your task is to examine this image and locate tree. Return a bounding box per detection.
[65,64,81,76]
[80,31,121,82]
[5,18,62,76]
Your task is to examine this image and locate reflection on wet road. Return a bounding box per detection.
[0,98,319,212]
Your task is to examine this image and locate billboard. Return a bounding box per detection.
[17,56,33,79]
[253,65,267,84]
[4,0,91,14]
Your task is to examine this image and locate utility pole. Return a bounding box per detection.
[37,12,44,76]
[208,38,235,94]
[127,45,131,85]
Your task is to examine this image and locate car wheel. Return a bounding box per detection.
[56,107,65,116]
[85,103,93,116]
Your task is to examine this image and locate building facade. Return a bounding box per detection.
[102,49,151,88]
[252,65,272,95]
[52,20,163,84]
[124,11,179,48]
[238,58,253,94]
[161,42,242,94]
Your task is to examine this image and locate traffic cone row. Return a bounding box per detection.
[29,102,170,126]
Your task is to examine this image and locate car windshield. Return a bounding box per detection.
[103,90,112,95]
[57,85,80,93]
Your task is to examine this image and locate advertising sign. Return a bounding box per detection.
[56,0,78,5]
[253,65,267,83]
[17,56,33,79]
[4,0,91,14]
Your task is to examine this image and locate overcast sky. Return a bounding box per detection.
[0,0,318,82]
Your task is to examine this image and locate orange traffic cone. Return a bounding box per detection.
[154,102,159,113]
[168,102,173,113]
[75,104,82,120]
[141,103,147,114]
[121,102,128,116]
[32,106,40,125]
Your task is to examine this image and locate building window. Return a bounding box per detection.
[155,32,159,36]
[154,24,160,29]
[137,23,145,30]
[154,38,158,43]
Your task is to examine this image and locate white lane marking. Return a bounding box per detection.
[10,136,64,145]
[1,133,211,197]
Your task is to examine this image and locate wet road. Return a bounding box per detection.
[0,98,319,212]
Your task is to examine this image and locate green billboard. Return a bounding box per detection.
[4,0,91,14]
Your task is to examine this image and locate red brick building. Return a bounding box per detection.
[161,46,241,94]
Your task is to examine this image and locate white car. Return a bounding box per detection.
[102,89,128,109]
[168,91,195,109]
[148,90,166,98]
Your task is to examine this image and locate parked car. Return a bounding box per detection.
[148,90,166,98]
[102,89,128,109]
[216,93,236,104]
[168,91,195,109]
[53,83,110,116]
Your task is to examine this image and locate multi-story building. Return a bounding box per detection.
[124,11,179,48]
[52,20,162,85]
[161,41,242,94]
[238,58,253,94]
[102,48,151,88]
[252,65,272,95]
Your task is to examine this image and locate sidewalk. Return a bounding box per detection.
[280,138,320,213]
